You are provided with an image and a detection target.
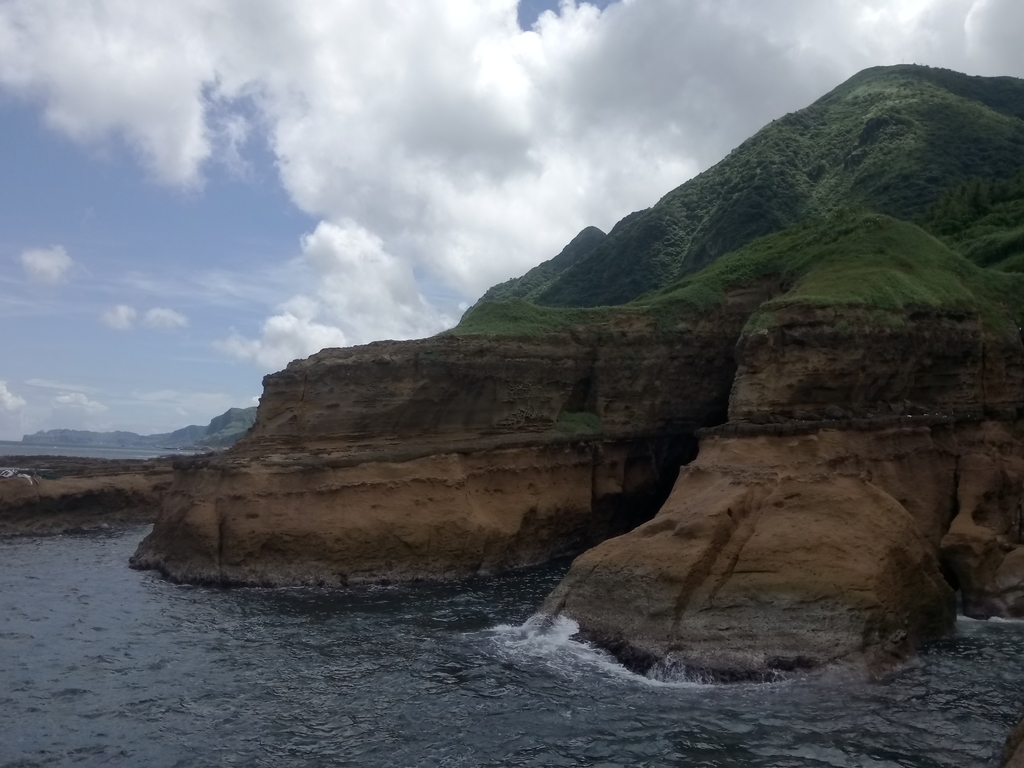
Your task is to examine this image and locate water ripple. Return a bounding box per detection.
[1,529,1023,767]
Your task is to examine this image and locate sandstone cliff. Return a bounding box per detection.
[132,307,751,586]
[542,292,1024,678]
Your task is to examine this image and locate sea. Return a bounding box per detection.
[1,528,1023,767]
[0,441,187,461]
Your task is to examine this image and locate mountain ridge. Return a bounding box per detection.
[476,64,1024,310]
[22,406,258,450]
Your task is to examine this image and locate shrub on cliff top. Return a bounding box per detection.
[555,411,603,435]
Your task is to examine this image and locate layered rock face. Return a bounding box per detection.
[132,310,748,586]
[0,457,173,536]
[730,306,1024,422]
[543,305,1024,678]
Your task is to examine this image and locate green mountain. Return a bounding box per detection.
[201,407,259,447]
[479,65,1024,310]
[923,170,1024,273]
[455,209,1024,343]
[22,406,258,450]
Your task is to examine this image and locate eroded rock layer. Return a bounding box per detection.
[543,301,1024,678]
[543,424,1024,680]
[134,250,1024,680]
[131,437,688,586]
[133,309,749,585]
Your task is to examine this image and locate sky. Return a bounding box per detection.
[1,0,1023,440]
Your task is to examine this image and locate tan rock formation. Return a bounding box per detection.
[940,421,1024,618]
[543,428,958,680]
[132,308,750,585]
[0,457,173,536]
[133,269,1024,679]
[543,302,1024,677]
[730,306,1023,422]
[131,438,683,585]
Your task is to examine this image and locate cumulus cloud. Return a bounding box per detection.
[0,381,26,412]
[143,307,188,329]
[302,221,452,341]
[216,307,348,372]
[20,245,72,284]
[3,0,1024,350]
[54,392,107,413]
[100,304,137,330]
[217,221,451,370]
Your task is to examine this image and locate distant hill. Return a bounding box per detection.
[478,65,1024,309]
[23,406,258,450]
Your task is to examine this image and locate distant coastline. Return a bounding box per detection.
[17,406,258,455]
[0,440,189,461]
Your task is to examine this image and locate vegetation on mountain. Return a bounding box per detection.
[200,407,259,447]
[454,210,1024,340]
[479,226,607,303]
[922,169,1024,273]
[480,65,1024,309]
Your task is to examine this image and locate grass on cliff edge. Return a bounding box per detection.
[453,210,1024,339]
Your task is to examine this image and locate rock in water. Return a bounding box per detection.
[1005,716,1024,768]
[542,429,958,680]
[940,422,1024,619]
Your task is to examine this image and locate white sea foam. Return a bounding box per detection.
[487,614,706,688]
[957,614,1024,625]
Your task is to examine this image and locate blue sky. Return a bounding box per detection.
[0,94,310,435]
[0,0,1021,439]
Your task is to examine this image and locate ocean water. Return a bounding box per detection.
[1,528,1022,767]
[0,441,182,460]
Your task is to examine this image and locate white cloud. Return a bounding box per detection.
[101,304,137,330]
[2,0,1024,350]
[0,381,26,412]
[25,378,98,394]
[20,245,72,284]
[215,220,452,370]
[302,221,453,341]
[54,391,107,413]
[143,307,188,329]
[216,304,349,372]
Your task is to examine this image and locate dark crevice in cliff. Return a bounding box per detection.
[1016,496,1023,545]
[562,374,596,415]
[600,435,699,541]
[939,457,963,596]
